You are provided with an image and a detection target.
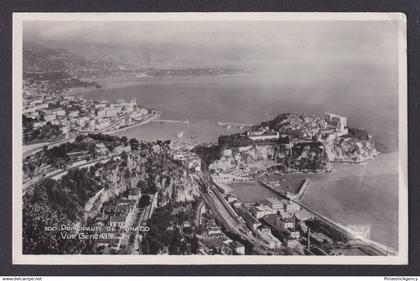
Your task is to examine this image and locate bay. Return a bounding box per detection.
[75,62,400,251]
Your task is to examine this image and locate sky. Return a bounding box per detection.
[23,20,399,68]
[21,18,401,150]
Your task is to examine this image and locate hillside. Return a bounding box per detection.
[23,41,118,74]
[22,137,200,254]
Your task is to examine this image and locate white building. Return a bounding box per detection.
[52,108,66,117]
[33,121,46,128]
[247,132,280,141]
[256,227,282,250]
[44,114,56,122]
[275,216,294,231]
[105,107,118,117]
[109,216,126,228]
[69,110,79,117]
[96,108,106,118]
[265,197,283,210]
[325,112,348,136]
[95,102,108,109]
[289,230,300,239]
[282,200,301,213]
[228,241,245,255]
[221,149,232,157]
[61,126,70,135]
[131,108,148,120]
[250,204,275,219]
[247,128,280,141]
[128,189,141,200]
[95,119,111,131]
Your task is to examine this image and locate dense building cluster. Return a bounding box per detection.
[251,112,348,142]
[23,94,151,144]
[211,112,349,173]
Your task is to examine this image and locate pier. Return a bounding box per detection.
[217,121,255,129]
[258,180,291,198]
[295,179,310,200]
[151,119,190,124]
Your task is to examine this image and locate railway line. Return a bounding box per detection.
[200,173,274,255]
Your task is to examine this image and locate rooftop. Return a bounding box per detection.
[266,197,283,206]
[110,216,126,223]
[203,238,226,249]
[229,241,245,249]
[252,204,273,212]
[129,189,141,195]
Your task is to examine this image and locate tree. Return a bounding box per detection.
[75,135,86,142]
[138,195,151,208]
[129,138,140,150]
[141,239,150,254]
[191,235,199,254]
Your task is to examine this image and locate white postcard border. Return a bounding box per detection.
[12,12,408,265]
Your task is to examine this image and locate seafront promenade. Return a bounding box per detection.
[107,110,160,135]
[22,110,159,158]
[151,118,190,124]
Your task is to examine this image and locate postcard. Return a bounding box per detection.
[12,12,407,264]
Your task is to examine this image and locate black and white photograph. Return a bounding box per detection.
[12,13,407,264]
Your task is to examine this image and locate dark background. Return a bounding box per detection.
[0,0,419,276]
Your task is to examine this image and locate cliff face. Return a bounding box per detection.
[210,145,276,171]
[325,134,378,162]
[23,141,200,254]
[211,142,329,173]
[212,131,377,172]
[83,151,200,219]
[155,172,200,207]
[212,115,378,172]
[240,145,276,162]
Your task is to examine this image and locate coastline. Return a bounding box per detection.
[221,176,396,255]
[221,151,398,252]
[301,152,399,250]
[22,111,160,158]
[64,74,251,98]
[329,151,380,164]
[23,73,400,255]
[107,111,161,135]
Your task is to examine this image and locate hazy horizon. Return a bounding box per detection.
[23,20,399,69]
[23,19,400,139]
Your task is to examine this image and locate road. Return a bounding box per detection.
[151,118,190,124]
[23,132,77,158]
[23,155,118,194]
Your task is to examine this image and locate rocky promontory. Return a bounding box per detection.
[210,113,377,173]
